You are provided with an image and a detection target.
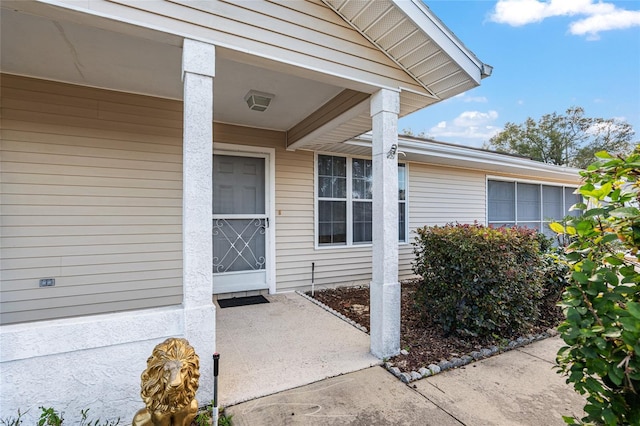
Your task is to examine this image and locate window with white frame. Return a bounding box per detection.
[317,154,407,246]
[487,179,580,237]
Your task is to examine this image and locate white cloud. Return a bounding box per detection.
[463,96,489,103]
[585,117,628,135]
[489,0,640,38]
[490,0,551,26]
[570,9,640,39]
[427,110,501,147]
[453,110,499,127]
[444,93,488,103]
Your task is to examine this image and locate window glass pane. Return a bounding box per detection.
[352,158,372,200]
[398,201,406,242]
[318,200,346,245]
[334,156,346,177]
[213,155,265,215]
[318,177,332,198]
[317,156,411,246]
[333,177,347,198]
[488,180,515,222]
[398,164,406,201]
[333,223,346,244]
[333,200,346,222]
[353,201,372,243]
[542,186,563,220]
[565,187,581,217]
[318,155,346,199]
[318,223,332,244]
[319,200,332,221]
[517,183,541,221]
[318,155,332,176]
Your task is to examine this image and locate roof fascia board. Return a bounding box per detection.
[391,0,484,84]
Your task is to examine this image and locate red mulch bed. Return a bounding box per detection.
[309,280,563,372]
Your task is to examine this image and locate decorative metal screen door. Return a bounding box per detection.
[213,154,268,294]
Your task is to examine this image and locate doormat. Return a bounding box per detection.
[217,295,269,308]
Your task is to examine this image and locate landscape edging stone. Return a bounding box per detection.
[296,289,559,384]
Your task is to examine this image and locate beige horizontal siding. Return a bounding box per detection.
[401,163,489,279]
[0,74,184,325]
[4,297,182,325]
[400,163,486,278]
[273,150,418,291]
[399,245,416,279]
[274,149,376,291]
[408,163,487,228]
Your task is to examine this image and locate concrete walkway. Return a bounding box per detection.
[216,292,380,407]
[226,337,587,425]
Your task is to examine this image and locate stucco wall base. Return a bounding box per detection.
[0,305,216,422]
[1,339,152,422]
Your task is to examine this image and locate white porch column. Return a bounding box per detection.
[182,38,216,401]
[370,88,401,359]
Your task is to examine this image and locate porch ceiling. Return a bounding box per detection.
[1,0,490,152]
[0,4,345,133]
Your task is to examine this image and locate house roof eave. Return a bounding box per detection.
[392,0,489,83]
[322,0,492,101]
[344,135,582,183]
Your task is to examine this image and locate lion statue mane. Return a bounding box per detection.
[132,337,200,426]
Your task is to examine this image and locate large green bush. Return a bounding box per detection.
[552,147,640,425]
[412,223,545,339]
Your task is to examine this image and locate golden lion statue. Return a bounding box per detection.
[133,338,200,426]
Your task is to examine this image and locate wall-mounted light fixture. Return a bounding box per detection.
[244,90,274,112]
[387,144,397,159]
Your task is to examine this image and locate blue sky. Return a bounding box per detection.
[398,0,640,148]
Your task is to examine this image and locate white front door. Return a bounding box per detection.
[213,153,269,294]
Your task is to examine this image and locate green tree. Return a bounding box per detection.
[484,107,635,169]
[401,128,427,138]
[552,147,640,425]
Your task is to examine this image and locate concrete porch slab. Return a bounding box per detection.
[215,292,381,407]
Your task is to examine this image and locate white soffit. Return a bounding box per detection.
[321,0,491,100]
